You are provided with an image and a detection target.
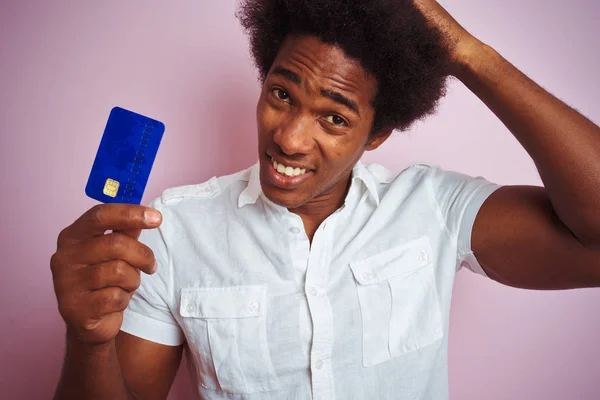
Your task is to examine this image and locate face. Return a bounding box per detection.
[256,35,390,211]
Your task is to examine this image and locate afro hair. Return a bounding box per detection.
[237,0,452,136]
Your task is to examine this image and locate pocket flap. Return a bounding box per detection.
[180,285,266,318]
[350,237,432,285]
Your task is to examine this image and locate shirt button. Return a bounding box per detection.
[362,270,374,281]
[186,303,194,313]
[314,359,324,370]
[290,227,301,234]
[419,251,429,262]
[307,286,317,296]
[248,301,260,312]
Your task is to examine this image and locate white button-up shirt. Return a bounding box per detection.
[121,161,501,400]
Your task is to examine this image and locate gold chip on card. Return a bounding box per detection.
[102,178,120,198]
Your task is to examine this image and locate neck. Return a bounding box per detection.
[289,176,351,242]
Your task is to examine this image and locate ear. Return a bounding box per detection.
[365,128,393,151]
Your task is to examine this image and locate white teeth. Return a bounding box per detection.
[271,158,308,177]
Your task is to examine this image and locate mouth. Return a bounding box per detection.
[271,158,308,177]
[265,156,313,189]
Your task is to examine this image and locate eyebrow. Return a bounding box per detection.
[320,89,360,116]
[271,66,361,117]
[272,66,301,84]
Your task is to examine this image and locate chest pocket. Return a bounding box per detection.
[179,286,280,394]
[350,237,443,367]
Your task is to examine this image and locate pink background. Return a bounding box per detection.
[1,1,599,399]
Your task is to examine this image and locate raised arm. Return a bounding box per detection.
[415,0,600,288]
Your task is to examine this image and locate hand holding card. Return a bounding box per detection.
[85,107,165,204]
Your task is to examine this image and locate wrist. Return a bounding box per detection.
[66,327,115,356]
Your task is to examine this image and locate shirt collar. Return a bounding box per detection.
[237,162,262,208]
[351,161,381,205]
[237,160,380,209]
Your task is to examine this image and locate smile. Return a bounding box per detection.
[272,158,307,177]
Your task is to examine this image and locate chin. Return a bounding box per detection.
[262,186,307,209]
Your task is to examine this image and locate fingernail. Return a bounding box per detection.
[152,260,158,273]
[144,209,161,225]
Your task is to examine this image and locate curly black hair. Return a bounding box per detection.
[237,0,451,136]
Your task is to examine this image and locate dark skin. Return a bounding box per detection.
[52,36,389,400]
[51,205,181,400]
[256,35,391,240]
[414,0,600,288]
[51,2,600,398]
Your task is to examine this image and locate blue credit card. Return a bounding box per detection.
[85,107,165,204]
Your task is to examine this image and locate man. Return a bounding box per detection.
[51,0,600,399]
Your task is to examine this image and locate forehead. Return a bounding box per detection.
[269,35,377,103]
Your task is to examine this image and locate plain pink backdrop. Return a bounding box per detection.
[1,1,599,399]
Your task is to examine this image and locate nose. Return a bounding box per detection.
[273,113,314,156]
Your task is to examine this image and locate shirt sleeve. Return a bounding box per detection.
[120,198,185,346]
[426,166,502,277]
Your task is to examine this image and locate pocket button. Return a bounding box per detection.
[186,303,194,313]
[362,270,375,281]
[419,251,429,262]
[248,301,260,312]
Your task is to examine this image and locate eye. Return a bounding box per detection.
[272,88,290,102]
[324,114,348,127]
